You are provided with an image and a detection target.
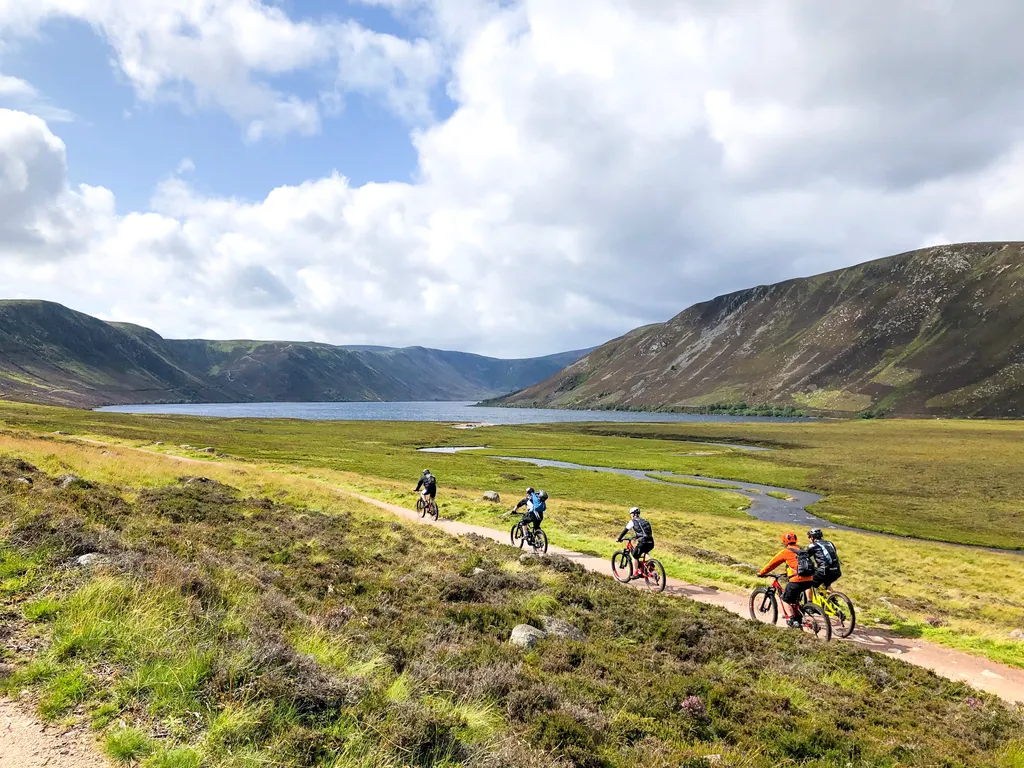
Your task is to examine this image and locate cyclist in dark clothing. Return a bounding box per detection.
[414,469,437,500]
[617,507,654,577]
[806,528,842,589]
[513,487,545,531]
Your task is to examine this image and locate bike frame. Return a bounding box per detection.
[764,574,805,621]
[623,538,655,576]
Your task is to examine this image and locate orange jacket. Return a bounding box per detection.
[758,545,813,583]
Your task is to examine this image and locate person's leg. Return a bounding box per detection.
[634,541,652,575]
[783,582,805,623]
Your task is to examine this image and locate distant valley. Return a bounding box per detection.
[0,301,590,408]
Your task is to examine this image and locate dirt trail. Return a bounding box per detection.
[42,438,1024,705]
[0,699,107,767]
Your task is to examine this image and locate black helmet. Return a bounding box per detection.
[423,469,431,475]
[629,506,641,517]
[526,487,534,494]
[807,528,823,540]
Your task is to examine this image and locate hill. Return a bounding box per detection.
[498,242,1024,417]
[0,300,590,408]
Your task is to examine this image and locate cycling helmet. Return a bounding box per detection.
[629,506,641,517]
[423,469,431,475]
[807,528,823,540]
[781,532,798,545]
[526,487,534,494]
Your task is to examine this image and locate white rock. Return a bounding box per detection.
[76,553,111,568]
[1010,629,1024,640]
[57,474,82,489]
[482,491,501,503]
[509,624,546,649]
[471,568,485,576]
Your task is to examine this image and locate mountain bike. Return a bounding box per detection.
[416,491,439,521]
[611,537,666,592]
[749,573,831,641]
[510,518,548,554]
[802,583,856,638]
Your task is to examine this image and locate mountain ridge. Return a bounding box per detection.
[0,300,592,408]
[497,242,1024,417]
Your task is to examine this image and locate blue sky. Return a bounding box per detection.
[2,7,443,211]
[0,2,1020,357]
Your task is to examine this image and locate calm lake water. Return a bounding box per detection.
[96,401,809,425]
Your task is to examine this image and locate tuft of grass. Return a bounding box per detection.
[105,727,155,762]
[142,747,202,768]
[23,596,60,622]
[38,666,90,720]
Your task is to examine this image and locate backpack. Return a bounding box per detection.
[423,473,436,489]
[795,548,815,578]
[537,490,548,502]
[811,540,842,579]
[531,491,547,514]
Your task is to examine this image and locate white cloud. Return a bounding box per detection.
[0,0,443,138]
[2,2,1024,356]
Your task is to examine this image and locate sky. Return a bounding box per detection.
[0,1,1022,358]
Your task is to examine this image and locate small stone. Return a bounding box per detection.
[540,616,585,642]
[509,624,546,649]
[76,553,111,568]
[1010,629,1024,640]
[471,567,485,575]
[482,491,501,503]
[180,445,193,449]
[13,477,32,486]
[57,474,83,489]
[154,442,164,446]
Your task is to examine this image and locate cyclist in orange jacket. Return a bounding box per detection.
[758,532,813,628]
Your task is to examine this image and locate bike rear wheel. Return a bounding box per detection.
[799,604,832,641]
[427,499,439,521]
[749,587,778,625]
[532,529,548,554]
[826,592,856,638]
[611,550,633,583]
[510,523,525,548]
[644,559,666,592]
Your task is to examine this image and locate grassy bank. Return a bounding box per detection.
[2,444,1023,767]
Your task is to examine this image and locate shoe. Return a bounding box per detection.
[787,617,803,629]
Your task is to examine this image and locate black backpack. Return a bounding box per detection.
[812,540,842,579]
[795,548,815,577]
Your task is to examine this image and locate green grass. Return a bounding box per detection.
[645,473,741,490]
[2,451,1023,766]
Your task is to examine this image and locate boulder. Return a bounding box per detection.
[540,616,585,642]
[57,474,82,489]
[199,447,216,454]
[76,553,111,568]
[509,624,546,649]
[13,477,32,486]
[482,491,501,503]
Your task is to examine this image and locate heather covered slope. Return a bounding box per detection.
[500,242,1024,417]
[0,301,589,407]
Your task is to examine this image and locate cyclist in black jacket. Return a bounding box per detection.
[415,469,437,500]
[617,507,654,578]
[806,528,842,589]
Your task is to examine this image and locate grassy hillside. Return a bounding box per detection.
[2,439,1022,766]
[1,402,1023,670]
[0,300,590,407]
[499,242,1024,417]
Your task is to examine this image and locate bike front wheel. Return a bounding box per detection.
[749,587,778,625]
[799,604,832,641]
[826,592,856,638]
[510,523,525,548]
[644,559,666,592]
[611,550,633,583]
[532,529,548,554]
[417,498,427,518]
